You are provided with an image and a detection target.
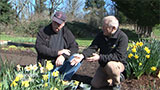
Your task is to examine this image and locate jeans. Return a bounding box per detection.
[52,54,81,81]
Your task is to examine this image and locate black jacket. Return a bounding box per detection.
[35,23,78,65]
[82,29,128,67]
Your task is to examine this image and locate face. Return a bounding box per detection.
[52,21,65,32]
[102,25,114,36]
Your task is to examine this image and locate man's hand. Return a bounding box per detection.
[70,54,84,66]
[86,53,100,62]
[58,49,71,56]
[55,55,65,67]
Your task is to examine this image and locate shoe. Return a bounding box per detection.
[120,73,125,82]
[112,84,121,90]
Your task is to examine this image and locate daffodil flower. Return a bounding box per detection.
[52,71,59,77]
[158,71,160,78]
[151,66,157,71]
[22,80,29,87]
[46,61,54,71]
[132,48,136,53]
[10,81,18,87]
[139,62,142,66]
[42,74,48,81]
[145,55,150,59]
[134,54,139,59]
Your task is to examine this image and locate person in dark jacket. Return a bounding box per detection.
[35,11,80,81]
[70,16,128,90]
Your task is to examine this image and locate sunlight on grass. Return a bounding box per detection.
[0,35,36,43]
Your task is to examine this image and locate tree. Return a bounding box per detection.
[64,0,84,21]
[83,0,106,28]
[0,0,15,24]
[112,0,160,37]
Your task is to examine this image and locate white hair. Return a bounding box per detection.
[102,16,119,29]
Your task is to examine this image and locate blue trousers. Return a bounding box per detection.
[52,54,81,81]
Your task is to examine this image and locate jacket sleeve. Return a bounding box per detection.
[82,34,100,59]
[99,34,128,67]
[63,27,79,59]
[35,28,58,58]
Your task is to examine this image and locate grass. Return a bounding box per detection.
[0,35,92,47]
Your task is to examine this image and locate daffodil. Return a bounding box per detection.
[52,71,59,77]
[158,71,160,78]
[54,87,58,90]
[62,80,69,85]
[132,48,136,53]
[33,64,38,71]
[38,62,42,68]
[16,64,21,71]
[74,80,79,86]
[44,83,48,87]
[22,80,29,87]
[145,55,150,59]
[15,74,23,81]
[50,87,53,90]
[25,65,32,71]
[151,66,157,71]
[139,42,143,46]
[144,47,150,54]
[134,54,139,59]
[136,42,139,46]
[40,67,44,73]
[139,62,142,66]
[42,74,48,81]
[146,49,150,54]
[10,81,18,87]
[46,61,54,71]
[128,53,133,58]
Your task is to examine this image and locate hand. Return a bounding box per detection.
[70,54,84,66]
[86,53,100,62]
[58,49,71,56]
[55,55,65,67]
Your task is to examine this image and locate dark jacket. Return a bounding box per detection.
[82,29,128,67]
[35,23,78,65]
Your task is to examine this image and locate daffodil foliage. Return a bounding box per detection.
[0,59,79,90]
[126,39,160,79]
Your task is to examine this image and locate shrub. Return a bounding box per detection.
[126,39,160,79]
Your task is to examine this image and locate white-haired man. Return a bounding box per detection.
[70,16,128,90]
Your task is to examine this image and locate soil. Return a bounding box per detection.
[0,48,160,90]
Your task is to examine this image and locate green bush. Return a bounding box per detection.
[126,39,160,79]
[153,24,160,38]
[14,19,50,37]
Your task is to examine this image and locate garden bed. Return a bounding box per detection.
[0,48,160,90]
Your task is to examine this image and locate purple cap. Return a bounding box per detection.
[52,11,66,24]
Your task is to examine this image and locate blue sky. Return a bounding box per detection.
[9,0,115,19]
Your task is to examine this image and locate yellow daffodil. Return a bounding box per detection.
[158,71,160,78]
[132,48,136,53]
[74,80,79,86]
[146,49,150,54]
[46,61,54,71]
[144,47,149,51]
[22,81,29,87]
[10,81,18,87]
[54,87,58,90]
[62,80,69,85]
[128,53,133,58]
[134,55,139,59]
[151,66,157,71]
[139,42,143,46]
[136,42,139,46]
[139,62,142,66]
[42,74,48,81]
[15,74,23,81]
[145,55,150,59]
[52,71,59,77]
[38,62,42,68]
[144,47,150,54]
[44,83,48,87]
[50,87,53,90]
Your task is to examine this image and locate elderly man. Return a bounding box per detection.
[35,11,81,81]
[71,16,128,90]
